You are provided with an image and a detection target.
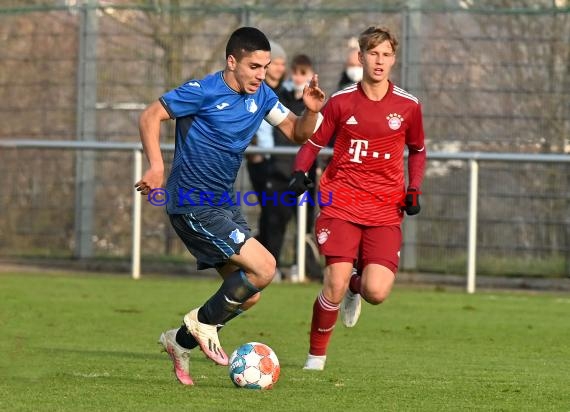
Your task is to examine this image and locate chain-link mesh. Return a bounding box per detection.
[1,3,569,277]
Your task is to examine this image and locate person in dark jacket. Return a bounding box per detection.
[257,54,323,282]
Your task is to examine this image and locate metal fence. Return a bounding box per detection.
[1,2,569,282]
[1,3,568,145]
[1,140,569,289]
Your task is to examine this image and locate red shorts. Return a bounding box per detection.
[314,214,402,273]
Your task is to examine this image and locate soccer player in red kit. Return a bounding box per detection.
[288,26,427,370]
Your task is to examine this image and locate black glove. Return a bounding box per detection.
[288,171,314,197]
[404,187,421,215]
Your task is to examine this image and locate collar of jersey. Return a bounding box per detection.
[220,71,242,95]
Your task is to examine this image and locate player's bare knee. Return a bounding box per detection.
[323,284,346,304]
[363,289,390,305]
[255,253,277,286]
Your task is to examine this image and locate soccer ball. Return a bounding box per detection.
[228,342,280,389]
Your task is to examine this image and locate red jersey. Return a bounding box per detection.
[294,81,426,226]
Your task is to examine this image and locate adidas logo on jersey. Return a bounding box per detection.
[346,116,358,125]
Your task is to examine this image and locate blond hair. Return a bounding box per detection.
[358,26,398,54]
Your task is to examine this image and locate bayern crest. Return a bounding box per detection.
[317,228,330,245]
[386,113,403,130]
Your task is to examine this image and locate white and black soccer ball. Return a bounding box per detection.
[228,342,280,389]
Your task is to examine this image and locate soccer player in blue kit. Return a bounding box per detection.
[134,27,325,386]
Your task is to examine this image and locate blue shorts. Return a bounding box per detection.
[169,207,252,270]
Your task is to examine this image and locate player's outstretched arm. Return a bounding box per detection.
[135,100,170,195]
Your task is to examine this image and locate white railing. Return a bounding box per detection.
[2,139,569,292]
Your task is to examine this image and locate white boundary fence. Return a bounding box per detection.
[2,139,569,293]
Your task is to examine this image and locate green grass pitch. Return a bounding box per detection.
[0,272,568,411]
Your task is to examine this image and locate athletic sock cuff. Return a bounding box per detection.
[317,291,339,311]
[239,270,260,293]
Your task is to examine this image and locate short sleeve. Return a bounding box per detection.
[159,80,206,119]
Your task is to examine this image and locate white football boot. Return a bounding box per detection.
[184,308,228,366]
[158,329,193,385]
[303,354,327,371]
[340,288,362,328]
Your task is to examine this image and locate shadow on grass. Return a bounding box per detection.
[38,346,163,360]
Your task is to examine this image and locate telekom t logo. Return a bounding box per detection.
[349,139,368,163]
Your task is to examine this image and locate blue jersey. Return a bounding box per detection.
[160,71,288,214]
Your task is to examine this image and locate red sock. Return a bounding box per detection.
[309,292,339,356]
[349,273,362,294]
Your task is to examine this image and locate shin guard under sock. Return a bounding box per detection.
[198,270,259,325]
[309,291,339,356]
